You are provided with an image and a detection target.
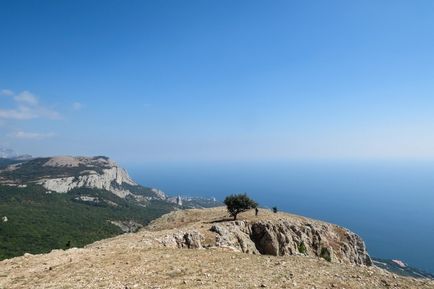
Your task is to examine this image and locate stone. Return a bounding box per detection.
[157,230,204,249]
[208,219,371,266]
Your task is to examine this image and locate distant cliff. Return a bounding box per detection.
[0,155,166,201]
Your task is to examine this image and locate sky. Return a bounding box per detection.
[1,0,434,164]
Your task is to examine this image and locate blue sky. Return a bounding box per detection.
[1,0,434,163]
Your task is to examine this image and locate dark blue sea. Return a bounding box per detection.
[127,160,434,274]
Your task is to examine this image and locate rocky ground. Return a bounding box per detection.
[1,207,433,289]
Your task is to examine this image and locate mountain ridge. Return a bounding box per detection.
[0,155,166,201]
[0,147,32,161]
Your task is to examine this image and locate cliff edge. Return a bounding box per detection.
[0,155,166,200]
[147,207,372,266]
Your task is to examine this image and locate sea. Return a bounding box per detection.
[127,160,434,274]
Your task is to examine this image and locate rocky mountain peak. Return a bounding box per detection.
[42,156,114,168]
[0,155,165,200]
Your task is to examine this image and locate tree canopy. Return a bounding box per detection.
[224,193,258,220]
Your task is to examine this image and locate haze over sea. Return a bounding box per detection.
[129,160,434,274]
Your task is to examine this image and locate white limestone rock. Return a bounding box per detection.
[35,156,164,199]
[0,155,167,200]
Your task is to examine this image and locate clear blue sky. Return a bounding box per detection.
[1,0,434,163]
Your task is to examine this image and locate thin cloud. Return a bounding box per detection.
[72,102,83,110]
[9,131,55,140]
[0,89,14,96]
[35,106,61,119]
[0,107,37,120]
[14,91,38,105]
[0,90,61,120]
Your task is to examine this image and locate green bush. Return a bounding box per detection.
[298,241,307,254]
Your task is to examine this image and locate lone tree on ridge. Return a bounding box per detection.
[224,193,258,220]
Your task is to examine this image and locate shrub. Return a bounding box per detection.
[224,193,258,220]
[298,241,307,254]
[320,247,332,262]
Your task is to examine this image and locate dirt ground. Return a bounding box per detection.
[1,208,433,289]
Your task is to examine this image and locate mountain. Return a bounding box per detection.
[0,155,217,260]
[0,147,17,159]
[0,147,32,161]
[1,207,433,289]
[0,155,165,201]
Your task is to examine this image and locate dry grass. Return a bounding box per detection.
[1,207,433,289]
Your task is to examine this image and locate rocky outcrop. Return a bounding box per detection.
[0,155,167,200]
[37,165,137,198]
[156,230,204,249]
[110,220,143,233]
[150,188,167,200]
[210,220,372,266]
[151,208,372,266]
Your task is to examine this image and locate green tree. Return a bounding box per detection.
[224,193,258,220]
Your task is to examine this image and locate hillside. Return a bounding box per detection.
[1,207,433,289]
[0,184,174,260]
[0,158,21,169]
[0,156,217,260]
[0,156,165,200]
